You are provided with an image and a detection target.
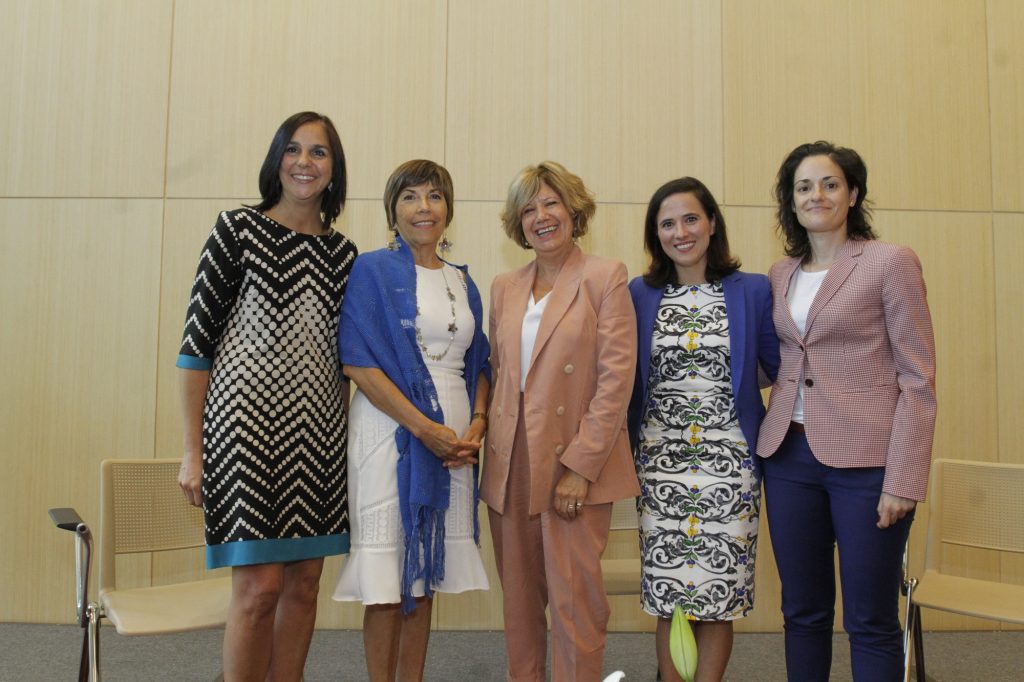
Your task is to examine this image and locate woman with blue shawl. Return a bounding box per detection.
[332,160,491,682]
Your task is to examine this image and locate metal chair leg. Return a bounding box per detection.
[913,605,925,682]
[902,576,917,682]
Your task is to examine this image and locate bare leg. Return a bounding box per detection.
[692,620,733,682]
[656,617,683,682]
[224,564,285,682]
[363,603,402,682]
[655,617,734,682]
[362,597,433,682]
[267,558,324,681]
[397,597,432,682]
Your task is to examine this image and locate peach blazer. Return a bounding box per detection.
[756,239,937,500]
[482,246,640,515]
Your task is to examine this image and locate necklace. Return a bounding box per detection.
[415,266,466,362]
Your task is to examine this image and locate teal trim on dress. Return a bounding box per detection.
[207,533,350,569]
[176,354,213,371]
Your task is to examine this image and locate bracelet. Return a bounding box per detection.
[471,411,488,424]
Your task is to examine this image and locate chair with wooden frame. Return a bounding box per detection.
[49,458,231,682]
[902,458,1024,682]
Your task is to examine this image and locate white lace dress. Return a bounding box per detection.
[333,264,489,604]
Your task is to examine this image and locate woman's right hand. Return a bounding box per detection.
[178,450,203,507]
[418,421,481,469]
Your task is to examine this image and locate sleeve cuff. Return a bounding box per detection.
[176,354,213,370]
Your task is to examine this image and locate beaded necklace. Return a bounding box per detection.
[416,265,468,361]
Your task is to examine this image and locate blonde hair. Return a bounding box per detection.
[500,161,596,249]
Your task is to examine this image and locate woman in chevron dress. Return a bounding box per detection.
[628,177,779,682]
[176,112,357,680]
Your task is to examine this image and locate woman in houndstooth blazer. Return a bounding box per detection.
[756,141,936,682]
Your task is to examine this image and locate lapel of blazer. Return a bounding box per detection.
[530,245,585,371]
[501,261,535,391]
[804,239,863,335]
[776,257,803,341]
[722,273,745,399]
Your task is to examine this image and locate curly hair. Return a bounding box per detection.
[774,140,876,260]
[500,161,596,249]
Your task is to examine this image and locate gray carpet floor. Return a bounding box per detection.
[2,623,1021,681]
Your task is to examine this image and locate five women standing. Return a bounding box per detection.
[179,121,933,682]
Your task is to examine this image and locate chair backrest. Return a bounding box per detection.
[923,458,1024,572]
[99,458,207,593]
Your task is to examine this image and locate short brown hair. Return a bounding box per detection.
[500,161,596,249]
[384,160,455,228]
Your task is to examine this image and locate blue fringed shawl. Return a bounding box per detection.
[337,234,491,613]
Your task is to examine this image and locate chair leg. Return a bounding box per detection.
[86,603,101,682]
[912,606,925,682]
[902,577,917,682]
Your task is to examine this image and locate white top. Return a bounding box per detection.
[787,267,828,423]
[520,291,550,391]
[415,264,474,374]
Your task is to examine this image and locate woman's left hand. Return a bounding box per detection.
[448,417,486,469]
[553,470,590,521]
[876,492,916,529]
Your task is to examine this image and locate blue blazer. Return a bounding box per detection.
[627,271,781,455]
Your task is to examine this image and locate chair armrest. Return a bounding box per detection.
[49,507,86,532]
[48,507,94,627]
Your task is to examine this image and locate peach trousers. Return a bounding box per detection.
[488,398,614,682]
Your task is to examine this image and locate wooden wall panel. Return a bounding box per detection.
[722,0,854,206]
[0,0,172,197]
[988,0,1024,211]
[165,0,447,201]
[848,0,991,212]
[0,199,162,621]
[446,0,723,204]
[994,214,1024,464]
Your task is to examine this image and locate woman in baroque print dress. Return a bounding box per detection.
[627,177,779,682]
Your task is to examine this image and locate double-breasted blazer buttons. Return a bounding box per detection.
[556,406,565,416]
[554,445,564,454]
[564,364,574,374]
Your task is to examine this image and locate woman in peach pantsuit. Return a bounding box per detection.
[757,141,937,682]
[482,161,639,682]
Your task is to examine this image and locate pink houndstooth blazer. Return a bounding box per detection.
[756,239,937,501]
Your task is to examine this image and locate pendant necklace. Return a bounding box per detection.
[416,266,465,361]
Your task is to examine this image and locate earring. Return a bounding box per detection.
[386,226,400,251]
[328,181,334,193]
[439,232,453,255]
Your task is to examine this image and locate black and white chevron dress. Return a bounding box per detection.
[177,207,357,568]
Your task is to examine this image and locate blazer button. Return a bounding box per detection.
[564,364,574,374]
[555,444,565,454]
[556,406,565,415]
[805,378,814,387]
[496,406,503,416]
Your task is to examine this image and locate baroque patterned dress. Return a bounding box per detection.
[177,207,357,568]
[636,282,759,620]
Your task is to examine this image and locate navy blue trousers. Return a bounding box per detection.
[762,428,913,682]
